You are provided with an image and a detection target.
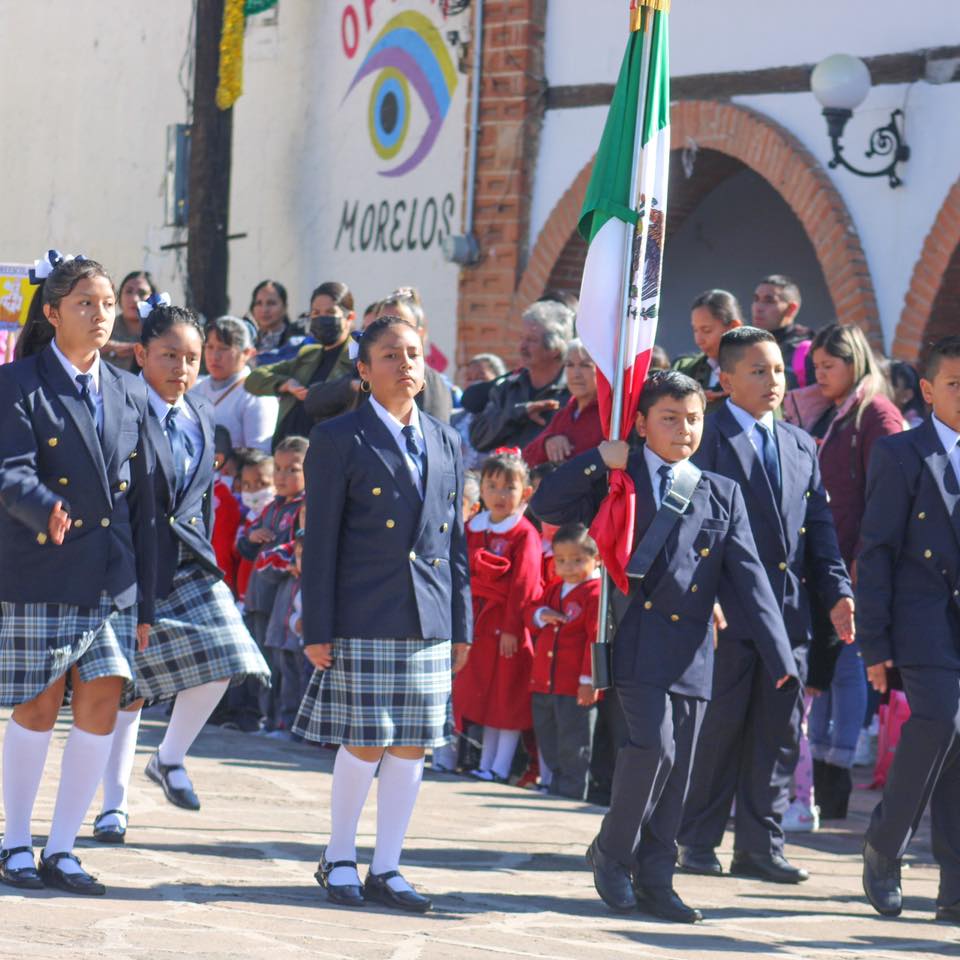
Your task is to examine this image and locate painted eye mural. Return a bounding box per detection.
[343,11,458,179]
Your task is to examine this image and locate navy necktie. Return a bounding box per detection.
[75,373,99,435]
[165,407,194,496]
[756,422,781,499]
[401,424,425,493]
[658,464,673,506]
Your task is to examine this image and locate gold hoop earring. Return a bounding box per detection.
[360,380,372,394]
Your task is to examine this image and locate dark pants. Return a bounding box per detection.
[679,638,805,857]
[597,682,706,887]
[222,612,271,730]
[271,647,311,730]
[866,665,960,907]
[531,692,595,800]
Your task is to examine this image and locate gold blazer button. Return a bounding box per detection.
[386,519,395,529]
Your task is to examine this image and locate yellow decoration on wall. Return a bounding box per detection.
[216,0,247,110]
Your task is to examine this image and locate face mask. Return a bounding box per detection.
[241,489,274,514]
[310,313,346,346]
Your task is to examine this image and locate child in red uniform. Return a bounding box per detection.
[455,450,542,782]
[527,523,601,800]
[211,427,241,595]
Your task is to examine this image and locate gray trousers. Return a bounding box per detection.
[531,692,595,800]
[866,665,960,907]
[597,682,706,887]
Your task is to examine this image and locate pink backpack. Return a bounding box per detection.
[869,690,910,789]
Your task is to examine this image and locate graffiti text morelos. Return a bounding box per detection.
[335,194,456,253]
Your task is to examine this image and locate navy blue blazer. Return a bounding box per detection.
[301,400,472,647]
[148,392,220,598]
[530,447,795,699]
[856,417,960,670]
[0,345,156,623]
[694,405,852,646]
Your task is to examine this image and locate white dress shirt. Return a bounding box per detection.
[369,395,426,496]
[147,384,204,490]
[51,340,103,433]
[933,414,960,484]
[726,397,778,458]
[642,444,687,508]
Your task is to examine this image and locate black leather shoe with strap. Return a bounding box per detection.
[364,870,432,913]
[145,752,201,811]
[38,852,106,896]
[0,847,43,890]
[315,848,365,907]
[92,809,128,844]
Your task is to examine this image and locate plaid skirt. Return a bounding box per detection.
[0,593,135,706]
[128,563,270,706]
[292,637,453,747]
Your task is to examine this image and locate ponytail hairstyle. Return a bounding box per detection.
[16,251,112,359]
[354,314,420,366]
[138,294,205,346]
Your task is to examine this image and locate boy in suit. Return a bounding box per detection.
[676,327,854,883]
[858,335,960,923]
[531,371,796,923]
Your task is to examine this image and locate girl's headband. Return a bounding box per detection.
[137,291,172,320]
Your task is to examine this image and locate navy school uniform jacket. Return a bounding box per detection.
[147,391,222,599]
[530,446,795,699]
[856,417,960,671]
[0,345,156,623]
[301,400,472,646]
[694,404,852,647]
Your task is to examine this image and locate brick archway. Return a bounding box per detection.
[517,100,882,347]
[892,175,960,362]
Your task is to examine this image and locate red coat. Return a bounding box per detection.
[522,396,604,467]
[454,513,543,730]
[211,480,241,596]
[527,578,601,697]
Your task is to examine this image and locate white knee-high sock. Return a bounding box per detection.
[491,729,520,780]
[371,753,425,891]
[326,748,379,885]
[479,726,500,772]
[44,726,113,873]
[98,708,142,828]
[158,679,230,790]
[2,719,53,870]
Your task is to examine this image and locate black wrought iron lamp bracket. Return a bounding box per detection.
[822,107,910,188]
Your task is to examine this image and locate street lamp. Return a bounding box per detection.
[811,54,910,188]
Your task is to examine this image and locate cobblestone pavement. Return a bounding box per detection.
[1,711,956,959]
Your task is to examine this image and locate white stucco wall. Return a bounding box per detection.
[534,0,960,350]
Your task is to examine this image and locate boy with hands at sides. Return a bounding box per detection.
[676,327,853,885]
[531,371,796,923]
[857,335,960,925]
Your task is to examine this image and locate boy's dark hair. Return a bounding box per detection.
[924,335,960,381]
[530,461,559,484]
[758,273,802,310]
[310,280,354,314]
[275,435,309,457]
[17,257,113,360]
[238,448,273,471]
[140,304,205,346]
[638,370,706,417]
[480,449,530,486]
[552,522,598,556]
[356,314,420,365]
[718,325,778,372]
[691,288,742,328]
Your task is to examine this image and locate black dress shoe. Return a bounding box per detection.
[862,841,902,917]
[632,882,703,923]
[936,901,960,923]
[92,809,127,844]
[145,752,201,811]
[730,851,809,884]
[0,847,43,890]
[364,870,432,913]
[677,846,723,876]
[38,851,106,896]
[586,837,636,913]
[314,848,365,907]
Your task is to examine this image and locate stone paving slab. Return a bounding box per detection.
[1,711,957,960]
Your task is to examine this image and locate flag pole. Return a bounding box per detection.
[593,7,656,688]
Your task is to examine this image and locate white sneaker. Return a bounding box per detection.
[783,799,820,833]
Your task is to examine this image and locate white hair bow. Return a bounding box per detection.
[137,291,172,320]
[28,249,82,284]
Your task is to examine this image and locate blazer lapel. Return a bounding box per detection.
[774,422,804,542]
[919,418,960,548]
[178,395,212,506]
[412,416,443,540]
[356,402,421,511]
[37,346,109,502]
[98,364,124,477]
[147,408,177,506]
[627,451,657,548]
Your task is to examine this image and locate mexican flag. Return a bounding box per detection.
[577,1,671,592]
